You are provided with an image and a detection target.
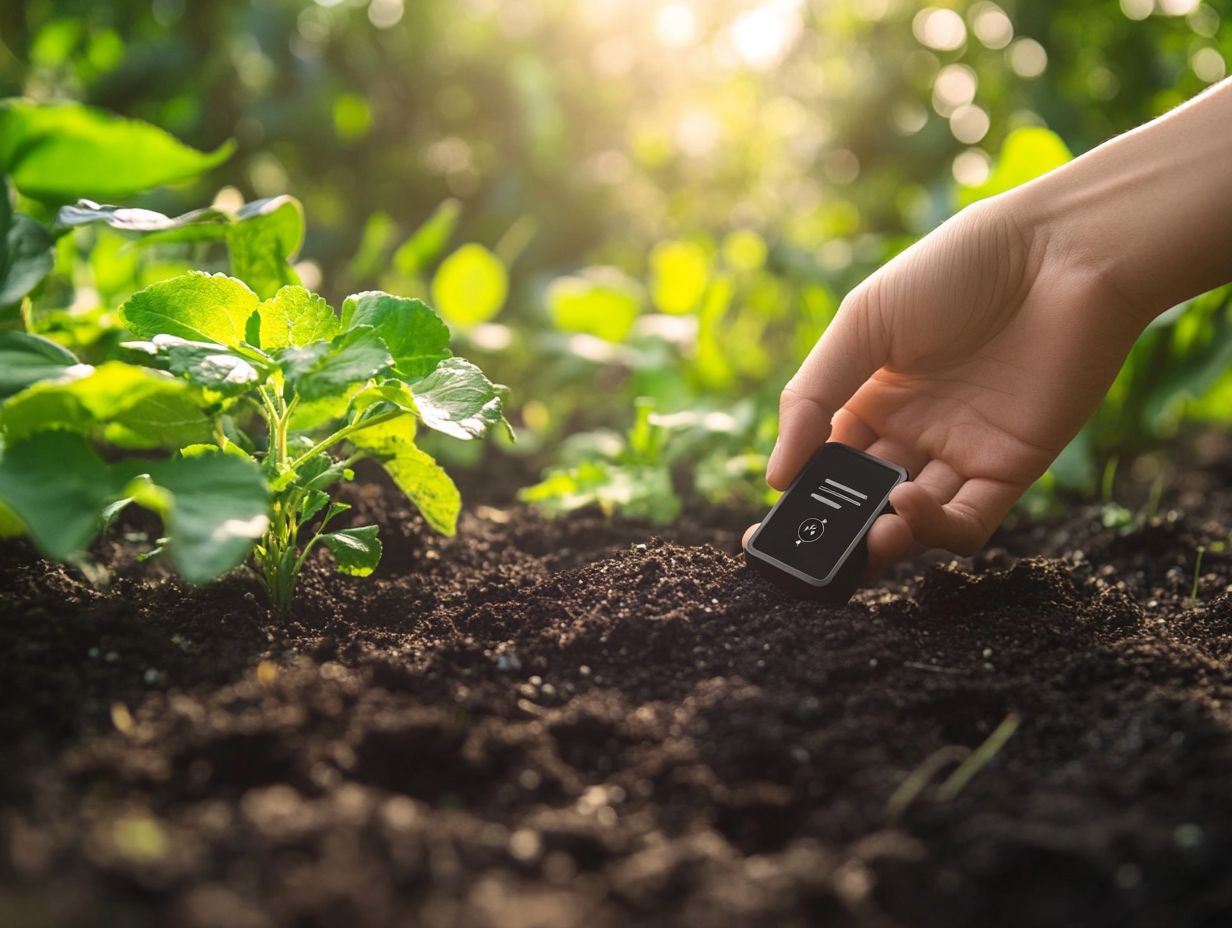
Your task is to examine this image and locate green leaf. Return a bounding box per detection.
[410,357,506,440]
[225,196,305,299]
[299,489,331,522]
[56,199,224,234]
[253,285,339,349]
[349,415,460,535]
[0,331,82,398]
[2,362,212,449]
[279,327,392,401]
[519,460,681,526]
[128,453,268,584]
[320,525,382,577]
[57,195,305,302]
[340,291,450,379]
[957,127,1073,208]
[650,240,709,315]
[0,499,24,538]
[0,99,233,201]
[0,206,55,307]
[392,199,460,277]
[123,334,263,396]
[0,431,120,558]
[119,272,260,347]
[430,243,508,327]
[547,266,642,343]
[352,379,417,414]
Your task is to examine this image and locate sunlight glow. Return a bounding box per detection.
[730,0,805,71]
[655,3,699,48]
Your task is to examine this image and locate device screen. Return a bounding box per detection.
[748,443,904,585]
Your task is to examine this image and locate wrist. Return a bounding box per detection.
[1009,81,1232,328]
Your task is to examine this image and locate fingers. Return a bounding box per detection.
[828,408,878,450]
[863,511,917,579]
[742,523,758,551]
[889,477,1019,557]
[767,291,888,490]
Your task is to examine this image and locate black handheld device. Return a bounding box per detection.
[744,442,907,602]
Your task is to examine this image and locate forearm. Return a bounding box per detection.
[1013,78,1232,322]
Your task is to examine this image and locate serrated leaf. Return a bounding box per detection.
[0,431,121,558]
[134,452,269,584]
[0,210,55,307]
[279,327,392,401]
[254,285,339,349]
[340,291,450,379]
[2,361,212,449]
[0,100,233,201]
[320,525,382,577]
[123,334,262,395]
[430,243,507,327]
[0,331,82,398]
[119,272,260,347]
[410,357,506,440]
[349,415,460,535]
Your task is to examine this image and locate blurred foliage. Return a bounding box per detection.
[2,0,1231,519]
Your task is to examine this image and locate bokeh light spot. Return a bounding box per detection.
[913,8,967,51]
[971,2,1014,50]
[1192,46,1227,82]
[952,148,992,186]
[1008,38,1048,78]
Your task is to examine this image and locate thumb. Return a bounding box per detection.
[767,286,888,489]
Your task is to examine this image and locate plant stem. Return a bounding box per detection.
[1190,545,1206,608]
[288,409,402,472]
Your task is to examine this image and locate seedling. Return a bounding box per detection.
[885,712,1021,821]
[0,273,509,610]
[1191,538,1229,608]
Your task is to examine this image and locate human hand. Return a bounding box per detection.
[744,194,1148,572]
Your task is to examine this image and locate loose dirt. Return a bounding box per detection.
[2,460,1232,927]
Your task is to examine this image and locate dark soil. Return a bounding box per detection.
[4,457,1232,928]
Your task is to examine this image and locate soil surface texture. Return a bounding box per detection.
[4,458,1232,928]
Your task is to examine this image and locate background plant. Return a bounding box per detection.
[2,0,1230,523]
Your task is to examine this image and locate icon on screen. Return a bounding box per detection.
[810,477,868,510]
[796,517,827,545]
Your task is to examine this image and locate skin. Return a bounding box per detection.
[745,78,1232,573]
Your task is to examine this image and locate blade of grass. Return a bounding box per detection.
[1190,545,1206,608]
[935,712,1021,802]
[884,745,971,822]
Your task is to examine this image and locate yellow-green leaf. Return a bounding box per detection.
[430,243,508,328]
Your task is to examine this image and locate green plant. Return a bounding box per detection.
[519,396,775,525]
[0,273,509,610]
